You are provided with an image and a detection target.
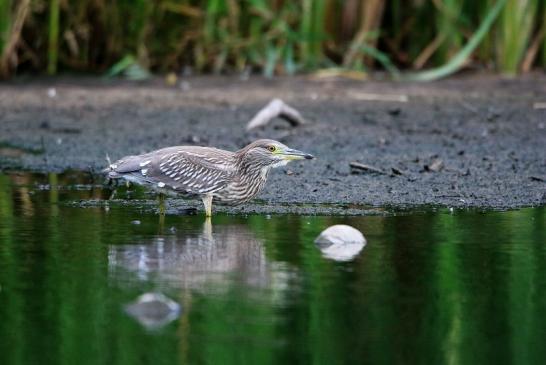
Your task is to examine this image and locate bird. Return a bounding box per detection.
[104,139,314,217]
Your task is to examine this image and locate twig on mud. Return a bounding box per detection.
[424,158,444,172]
[391,167,405,176]
[350,162,389,175]
[529,176,545,183]
[246,99,306,131]
[347,91,408,103]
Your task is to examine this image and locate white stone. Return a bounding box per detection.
[124,292,180,330]
[314,225,366,262]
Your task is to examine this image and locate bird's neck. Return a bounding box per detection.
[235,153,271,181]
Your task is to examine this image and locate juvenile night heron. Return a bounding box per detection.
[104,139,314,216]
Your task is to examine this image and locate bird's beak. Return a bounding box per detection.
[281,148,315,160]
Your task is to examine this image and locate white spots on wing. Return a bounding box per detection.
[139,160,151,167]
[185,152,205,158]
[157,182,166,188]
[141,169,148,176]
[110,164,118,170]
[166,154,177,163]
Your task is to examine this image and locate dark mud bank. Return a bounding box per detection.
[1,75,545,210]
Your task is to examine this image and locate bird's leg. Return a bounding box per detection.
[203,217,213,241]
[202,194,213,217]
[158,193,166,216]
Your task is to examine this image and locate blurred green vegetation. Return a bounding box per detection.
[0,0,544,78]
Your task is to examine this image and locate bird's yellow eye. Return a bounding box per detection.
[267,145,276,152]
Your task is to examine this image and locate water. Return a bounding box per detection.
[0,172,544,365]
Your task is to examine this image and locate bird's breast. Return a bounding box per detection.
[213,171,269,204]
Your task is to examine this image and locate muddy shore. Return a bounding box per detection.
[0,75,545,211]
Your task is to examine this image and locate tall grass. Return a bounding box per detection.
[1,0,545,78]
[0,0,29,78]
[497,0,538,74]
[408,0,507,81]
[0,0,10,53]
[434,0,464,65]
[47,0,59,75]
[542,4,546,66]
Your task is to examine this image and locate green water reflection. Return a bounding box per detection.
[0,172,544,365]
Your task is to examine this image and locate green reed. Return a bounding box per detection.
[3,0,545,78]
[0,0,10,53]
[497,0,538,74]
[47,0,59,74]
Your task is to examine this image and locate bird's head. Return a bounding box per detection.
[237,139,314,168]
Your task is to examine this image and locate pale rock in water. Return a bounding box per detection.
[124,292,181,330]
[314,225,366,262]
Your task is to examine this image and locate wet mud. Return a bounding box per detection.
[0,75,545,212]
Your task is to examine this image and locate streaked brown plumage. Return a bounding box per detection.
[104,139,314,216]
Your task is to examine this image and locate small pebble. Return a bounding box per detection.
[131,220,141,225]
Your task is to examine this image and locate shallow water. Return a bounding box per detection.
[0,171,544,365]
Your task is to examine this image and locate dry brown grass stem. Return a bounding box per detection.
[0,0,31,78]
[521,26,546,72]
[413,33,446,70]
[342,0,385,68]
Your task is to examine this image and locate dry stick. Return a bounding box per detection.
[413,33,445,70]
[349,162,388,175]
[342,0,385,68]
[347,91,408,103]
[0,0,31,78]
[360,0,386,68]
[521,26,546,73]
[310,68,368,81]
[246,99,306,131]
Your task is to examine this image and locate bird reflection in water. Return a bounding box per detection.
[108,220,270,290]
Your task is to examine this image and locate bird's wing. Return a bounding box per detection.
[156,149,235,194]
[107,147,234,195]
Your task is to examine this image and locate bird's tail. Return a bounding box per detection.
[102,153,121,178]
